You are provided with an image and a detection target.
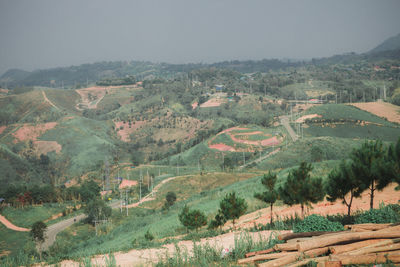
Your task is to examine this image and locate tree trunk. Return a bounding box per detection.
[270,203,273,225]
[301,203,304,218]
[370,181,375,210]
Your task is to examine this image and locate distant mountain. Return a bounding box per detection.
[0,69,31,82]
[369,33,400,53]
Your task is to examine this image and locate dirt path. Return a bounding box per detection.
[280,115,298,141]
[56,229,288,267]
[124,175,187,208]
[42,91,60,111]
[0,214,30,232]
[239,148,280,169]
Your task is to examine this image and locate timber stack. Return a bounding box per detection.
[238,223,400,266]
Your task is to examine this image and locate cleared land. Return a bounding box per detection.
[351,101,400,123]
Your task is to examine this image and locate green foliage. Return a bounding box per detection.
[79,180,101,203]
[279,162,325,217]
[84,199,112,224]
[218,191,247,226]
[144,229,154,241]
[325,160,362,216]
[179,205,207,232]
[354,204,400,224]
[293,214,344,233]
[30,221,47,243]
[254,172,278,224]
[351,140,390,209]
[163,191,177,210]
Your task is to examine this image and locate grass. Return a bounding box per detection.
[304,104,396,126]
[304,123,400,142]
[0,223,34,260]
[256,136,363,170]
[1,203,68,228]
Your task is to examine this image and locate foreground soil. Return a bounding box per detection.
[54,183,399,267]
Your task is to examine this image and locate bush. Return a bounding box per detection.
[293,214,344,233]
[355,204,400,224]
[144,229,154,241]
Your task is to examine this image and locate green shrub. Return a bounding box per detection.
[293,214,344,233]
[355,205,400,224]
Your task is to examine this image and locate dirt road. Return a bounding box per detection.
[0,214,30,232]
[42,214,87,251]
[280,115,298,141]
[42,90,60,111]
[239,148,281,169]
[56,229,288,267]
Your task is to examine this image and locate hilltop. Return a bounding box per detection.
[0,46,400,266]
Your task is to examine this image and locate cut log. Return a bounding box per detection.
[245,248,274,258]
[278,231,338,241]
[329,239,389,254]
[297,230,400,252]
[286,237,312,243]
[285,256,329,267]
[330,251,400,264]
[238,252,296,264]
[256,247,329,267]
[345,243,400,255]
[274,242,299,251]
[344,223,391,231]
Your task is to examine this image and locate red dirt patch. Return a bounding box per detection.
[119,179,138,189]
[0,125,6,134]
[209,143,236,152]
[191,102,198,109]
[260,136,280,146]
[0,214,30,232]
[44,213,63,223]
[0,250,11,257]
[34,140,62,155]
[12,122,57,143]
[200,97,226,107]
[239,183,400,229]
[114,120,146,142]
[351,102,400,123]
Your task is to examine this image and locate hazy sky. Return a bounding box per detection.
[1,0,399,75]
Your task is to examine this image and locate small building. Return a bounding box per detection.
[215,85,224,92]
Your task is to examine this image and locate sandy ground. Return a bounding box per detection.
[296,114,322,123]
[200,97,226,107]
[42,91,60,110]
[0,125,6,134]
[55,229,288,267]
[351,102,400,124]
[34,140,62,155]
[75,87,107,110]
[0,214,30,232]
[114,120,146,142]
[209,143,236,151]
[119,179,138,189]
[12,122,57,143]
[238,183,400,229]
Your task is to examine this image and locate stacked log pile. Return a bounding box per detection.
[238,224,400,267]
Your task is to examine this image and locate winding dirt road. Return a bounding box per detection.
[280,115,298,141]
[0,214,30,232]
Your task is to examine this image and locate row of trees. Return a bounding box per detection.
[255,138,400,225]
[179,192,247,232]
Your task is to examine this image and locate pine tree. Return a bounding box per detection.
[254,172,278,224]
[351,140,390,209]
[279,162,325,217]
[325,160,362,216]
[219,192,247,227]
[387,137,400,189]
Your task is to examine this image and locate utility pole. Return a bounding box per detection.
[243,151,245,165]
[126,189,128,216]
[222,153,225,172]
[335,93,337,104]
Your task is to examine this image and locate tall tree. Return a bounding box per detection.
[387,137,400,189]
[219,192,247,227]
[279,162,325,217]
[179,205,207,232]
[351,140,390,209]
[31,221,47,259]
[254,172,278,224]
[325,160,362,216]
